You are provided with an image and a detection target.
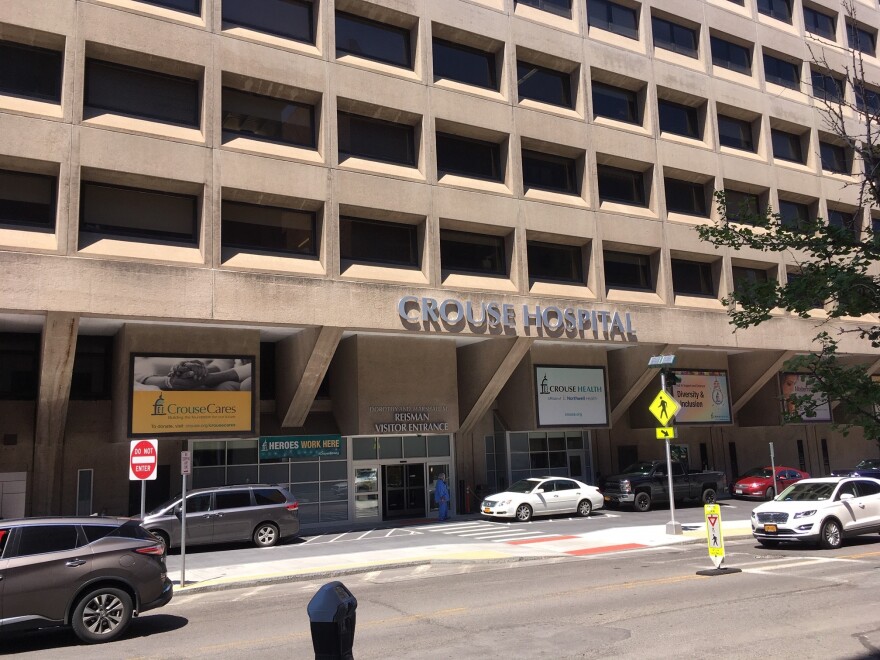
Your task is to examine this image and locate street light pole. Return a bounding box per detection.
[661,369,682,536]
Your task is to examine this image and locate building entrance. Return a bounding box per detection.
[382,464,425,519]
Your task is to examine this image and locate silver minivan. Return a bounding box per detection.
[142,484,299,549]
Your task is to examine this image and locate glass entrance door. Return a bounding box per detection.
[382,464,425,519]
[354,467,379,519]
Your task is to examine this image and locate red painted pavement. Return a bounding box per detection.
[565,543,646,556]
[507,535,579,545]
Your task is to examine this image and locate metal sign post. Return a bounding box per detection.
[770,442,777,498]
[180,450,191,588]
[648,355,682,536]
[660,370,681,536]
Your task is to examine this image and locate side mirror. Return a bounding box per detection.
[840,493,854,501]
[173,504,183,516]
[533,488,544,494]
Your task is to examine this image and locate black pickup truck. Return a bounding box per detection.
[601,460,727,512]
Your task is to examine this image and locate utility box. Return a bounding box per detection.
[307,581,357,660]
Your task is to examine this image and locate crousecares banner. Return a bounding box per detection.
[671,370,732,425]
[535,365,609,428]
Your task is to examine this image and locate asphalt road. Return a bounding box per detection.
[6,533,880,659]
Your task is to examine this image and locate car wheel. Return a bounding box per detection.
[765,487,775,501]
[150,529,170,549]
[577,499,593,517]
[819,519,843,550]
[71,587,132,644]
[702,488,717,505]
[758,539,780,548]
[253,522,280,548]
[515,503,533,522]
[634,492,651,512]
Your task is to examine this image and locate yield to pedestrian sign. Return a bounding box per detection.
[649,390,680,427]
[704,503,725,568]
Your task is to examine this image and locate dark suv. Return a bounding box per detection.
[0,517,172,644]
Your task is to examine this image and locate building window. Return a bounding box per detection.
[847,23,876,56]
[338,112,416,166]
[223,0,313,43]
[717,114,754,151]
[725,190,761,224]
[779,200,810,230]
[587,0,639,40]
[604,251,651,290]
[70,336,113,400]
[517,61,572,108]
[0,40,63,103]
[221,87,315,148]
[757,0,791,23]
[855,85,880,113]
[592,82,639,123]
[522,150,578,194]
[527,241,583,283]
[811,70,844,103]
[80,181,198,243]
[827,209,859,238]
[0,169,57,231]
[222,200,316,256]
[710,36,751,75]
[260,341,276,401]
[0,333,39,400]
[664,178,707,216]
[820,141,847,173]
[515,0,572,19]
[803,6,835,40]
[652,16,697,58]
[84,59,200,127]
[339,216,418,267]
[140,0,201,14]
[732,266,769,294]
[763,54,800,90]
[336,11,412,69]
[433,38,497,90]
[440,230,506,276]
[672,259,713,296]
[597,165,646,206]
[771,129,804,163]
[658,99,699,138]
[436,133,503,182]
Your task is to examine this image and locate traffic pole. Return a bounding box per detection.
[662,369,682,536]
[140,480,146,519]
[181,469,187,588]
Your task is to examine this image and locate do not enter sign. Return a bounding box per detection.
[130,439,158,481]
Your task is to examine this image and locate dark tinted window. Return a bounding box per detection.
[604,251,651,289]
[658,100,699,138]
[652,16,697,57]
[847,23,876,56]
[222,200,316,256]
[85,59,200,127]
[664,178,707,216]
[592,82,639,123]
[338,111,416,166]
[732,266,769,293]
[819,142,846,173]
[856,480,880,496]
[339,216,418,267]
[336,12,411,69]
[0,40,63,102]
[254,488,287,505]
[516,0,572,18]
[82,525,115,543]
[528,241,583,283]
[855,86,880,113]
[16,525,80,556]
[436,133,503,181]
[803,7,835,40]
[0,333,39,400]
[812,70,844,102]
[0,169,56,231]
[710,36,751,74]
[522,150,578,194]
[671,259,713,295]
[215,491,252,509]
[588,0,639,40]
[433,39,497,90]
[763,54,800,90]
[440,230,506,276]
[517,61,572,108]
[140,0,201,13]
[779,200,810,229]
[222,88,315,148]
[725,190,761,223]
[80,182,198,243]
[597,164,646,206]
[71,336,113,400]
[717,114,754,151]
[827,209,859,236]
[223,0,313,44]
[771,129,804,163]
[187,493,212,512]
[757,0,792,23]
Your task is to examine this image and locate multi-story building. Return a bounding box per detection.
[1,0,877,527]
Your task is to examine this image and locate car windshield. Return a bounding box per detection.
[777,482,836,501]
[621,462,655,475]
[856,459,880,469]
[741,468,773,479]
[507,479,542,493]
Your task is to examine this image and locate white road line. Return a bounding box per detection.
[355,529,374,540]
[420,522,485,531]
[446,526,503,536]
[231,586,270,602]
[492,533,547,542]
[462,530,546,539]
[327,532,348,543]
[384,529,396,537]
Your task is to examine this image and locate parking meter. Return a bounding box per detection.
[307,581,357,660]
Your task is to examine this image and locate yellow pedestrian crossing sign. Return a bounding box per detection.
[705,503,725,568]
[655,426,677,440]
[649,390,680,426]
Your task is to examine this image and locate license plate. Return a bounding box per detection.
[604,496,611,502]
[735,489,743,494]
[764,524,778,533]
[483,507,491,513]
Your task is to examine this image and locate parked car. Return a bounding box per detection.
[830,459,880,478]
[142,484,299,549]
[600,460,727,512]
[481,477,604,522]
[751,476,880,549]
[0,517,172,644]
[731,466,809,500]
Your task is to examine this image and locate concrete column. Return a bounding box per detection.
[277,326,343,429]
[31,312,79,516]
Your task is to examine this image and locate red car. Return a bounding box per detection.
[731,466,809,500]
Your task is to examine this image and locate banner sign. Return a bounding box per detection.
[671,370,732,425]
[779,373,832,422]
[260,435,343,459]
[130,355,255,437]
[535,366,609,428]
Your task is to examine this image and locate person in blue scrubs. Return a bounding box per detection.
[436,473,450,521]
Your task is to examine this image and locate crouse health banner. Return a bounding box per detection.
[130,355,254,436]
[535,365,609,427]
[671,370,732,424]
[779,373,832,422]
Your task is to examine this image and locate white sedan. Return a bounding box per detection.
[481,477,604,522]
[751,476,880,549]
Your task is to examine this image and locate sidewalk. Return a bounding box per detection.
[171,515,754,594]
